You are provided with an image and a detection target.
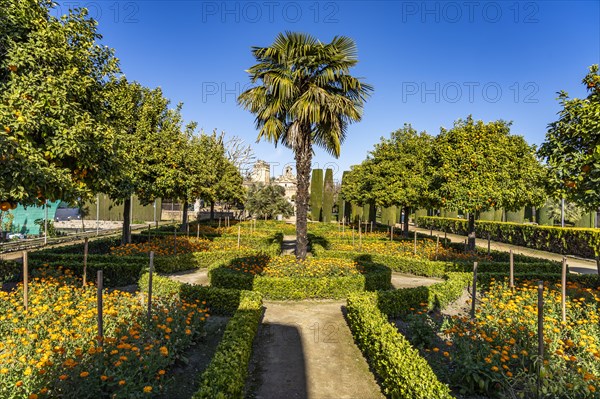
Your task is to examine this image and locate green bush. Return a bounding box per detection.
[310,168,324,221]
[377,272,472,317]
[346,292,453,399]
[209,256,391,299]
[194,290,263,399]
[138,273,242,316]
[416,216,600,260]
[0,260,21,282]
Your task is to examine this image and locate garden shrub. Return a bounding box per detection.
[139,273,242,316]
[346,292,453,399]
[377,272,472,317]
[417,216,600,260]
[209,255,392,299]
[194,290,263,399]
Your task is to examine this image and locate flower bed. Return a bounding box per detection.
[401,277,600,397]
[209,255,391,299]
[0,267,208,399]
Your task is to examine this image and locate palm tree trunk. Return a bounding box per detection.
[181,200,188,232]
[122,197,131,245]
[295,133,312,260]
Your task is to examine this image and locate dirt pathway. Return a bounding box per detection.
[247,300,384,399]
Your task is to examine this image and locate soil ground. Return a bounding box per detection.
[391,272,443,289]
[167,269,210,286]
[157,315,230,399]
[246,300,385,399]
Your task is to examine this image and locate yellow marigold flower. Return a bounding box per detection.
[118,380,126,386]
[80,371,89,378]
[59,375,68,381]
[143,386,153,393]
[28,394,38,399]
[491,366,499,372]
[16,381,23,387]
[158,369,166,375]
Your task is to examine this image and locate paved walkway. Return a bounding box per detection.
[409,225,599,275]
[248,300,384,399]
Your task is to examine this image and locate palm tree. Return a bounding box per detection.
[238,32,372,259]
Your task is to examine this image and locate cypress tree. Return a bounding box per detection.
[322,168,334,222]
[338,171,348,222]
[310,169,324,221]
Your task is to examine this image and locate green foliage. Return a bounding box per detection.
[194,291,263,399]
[377,272,472,317]
[429,116,546,214]
[244,183,294,219]
[209,255,391,299]
[322,168,334,222]
[310,168,324,221]
[0,1,120,205]
[417,216,600,259]
[346,292,453,399]
[539,65,600,211]
[138,273,243,316]
[238,32,372,259]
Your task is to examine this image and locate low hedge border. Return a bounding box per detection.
[22,250,268,287]
[346,291,453,399]
[137,273,263,398]
[209,260,392,300]
[416,216,600,261]
[377,272,472,318]
[194,290,263,399]
[138,273,243,316]
[312,244,561,277]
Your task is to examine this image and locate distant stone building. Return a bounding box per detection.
[245,161,297,202]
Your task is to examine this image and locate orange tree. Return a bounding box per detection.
[428,116,546,250]
[238,32,372,259]
[0,1,120,206]
[539,65,600,272]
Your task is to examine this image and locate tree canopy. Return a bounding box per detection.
[238,32,372,259]
[1,1,120,206]
[539,65,600,211]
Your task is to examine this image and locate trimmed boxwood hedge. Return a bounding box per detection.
[138,273,243,316]
[208,259,392,300]
[346,292,453,399]
[194,290,263,399]
[23,250,272,287]
[416,216,600,261]
[312,244,562,276]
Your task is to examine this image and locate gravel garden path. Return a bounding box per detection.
[246,300,385,399]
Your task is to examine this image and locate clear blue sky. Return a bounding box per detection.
[52,1,599,181]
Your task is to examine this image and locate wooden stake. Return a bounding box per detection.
[509,250,514,289]
[186,222,190,237]
[83,238,89,287]
[359,219,363,251]
[435,235,439,260]
[148,252,154,321]
[23,251,28,311]
[537,280,544,395]
[237,225,241,249]
[97,270,103,346]
[148,224,151,243]
[444,231,447,246]
[391,225,394,241]
[218,217,221,228]
[197,223,200,238]
[464,238,467,253]
[352,228,355,247]
[471,261,478,320]
[487,233,491,255]
[174,226,177,256]
[414,230,417,255]
[561,257,567,323]
[370,221,373,233]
